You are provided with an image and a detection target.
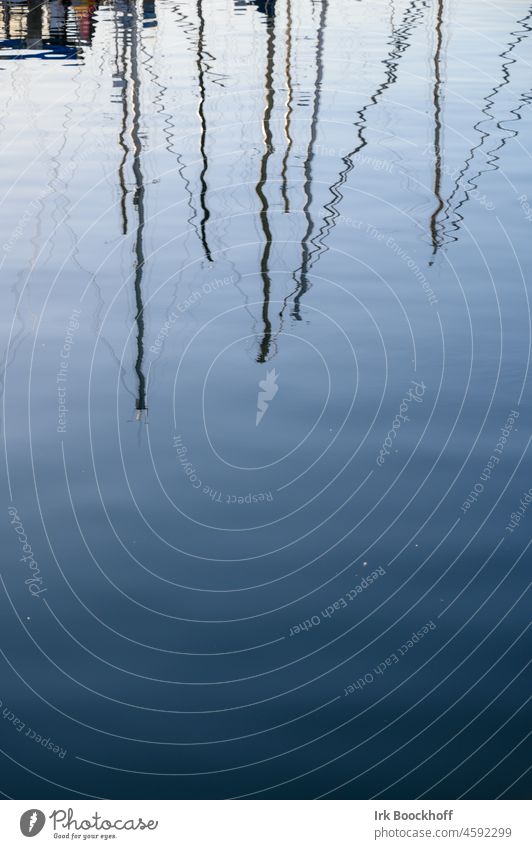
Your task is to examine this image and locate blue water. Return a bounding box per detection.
[0,0,530,799]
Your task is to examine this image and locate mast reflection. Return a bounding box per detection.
[301,0,428,276]
[195,0,213,263]
[436,6,532,253]
[429,0,444,260]
[290,0,327,322]
[113,0,152,419]
[254,0,276,363]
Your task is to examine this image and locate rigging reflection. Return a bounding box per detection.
[254,0,276,363]
[428,0,444,260]
[298,0,428,279]
[113,0,152,419]
[435,6,532,254]
[195,0,214,263]
[289,0,328,322]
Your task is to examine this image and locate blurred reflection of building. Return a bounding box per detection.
[0,0,100,54]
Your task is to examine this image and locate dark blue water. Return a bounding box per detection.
[0,0,530,799]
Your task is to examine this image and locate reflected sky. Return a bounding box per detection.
[0,0,531,801]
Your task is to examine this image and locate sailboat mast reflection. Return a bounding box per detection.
[290,0,328,322]
[114,0,153,420]
[280,0,293,213]
[435,6,532,253]
[295,0,428,278]
[195,0,213,263]
[131,0,149,418]
[115,0,130,235]
[254,0,276,363]
[429,0,444,260]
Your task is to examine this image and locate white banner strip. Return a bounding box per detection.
[1,799,528,848]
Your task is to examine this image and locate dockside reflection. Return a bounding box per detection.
[0,0,100,55]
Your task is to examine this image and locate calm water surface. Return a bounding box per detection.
[1,0,531,799]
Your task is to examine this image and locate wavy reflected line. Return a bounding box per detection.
[277,0,329,330]
[166,3,215,264]
[171,0,216,264]
[435,5,532,253]
[130,0,148,418]
[429,0,444,258]
[114,0,130,235]
[139,2,206,323]
[195,0,213,263]
[254,0,276,363]
[175,0,226,88]
[280,0,293,213]
[112,0,149,418]
[301,0,429,277]
[289,0,328,323]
